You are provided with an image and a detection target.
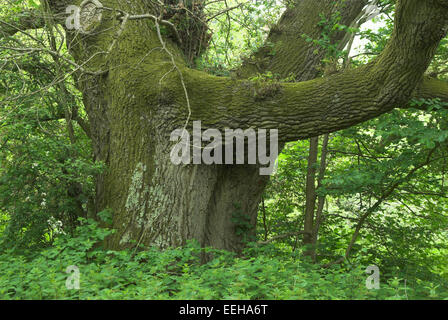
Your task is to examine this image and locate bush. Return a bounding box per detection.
[0,219,446,300]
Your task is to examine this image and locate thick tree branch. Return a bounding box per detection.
[414,77,448,103]
[161,0,448,141]
[167,67,448,142]
[237,0,370,80]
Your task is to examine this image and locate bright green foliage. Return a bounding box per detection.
[197,0,283,74]
[1,218,446,300]
[260,88,448,300]
[257,8,448,297]
[0,2,103,249]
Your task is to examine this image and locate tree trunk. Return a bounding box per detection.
[303,137,319,252]
[311,133,330,262]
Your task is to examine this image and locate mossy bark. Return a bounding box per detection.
[47,0,448,251]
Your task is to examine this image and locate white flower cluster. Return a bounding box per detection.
[47,217,66,235]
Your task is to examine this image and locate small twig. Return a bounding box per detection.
[206,3,245,22]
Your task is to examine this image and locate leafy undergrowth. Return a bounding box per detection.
[0,219,446,300]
